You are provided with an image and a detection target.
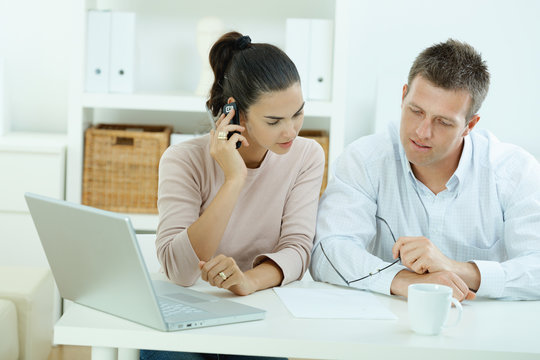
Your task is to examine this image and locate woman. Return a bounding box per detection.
[140,31,324,360]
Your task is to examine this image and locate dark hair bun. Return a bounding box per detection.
[206,31,300,118]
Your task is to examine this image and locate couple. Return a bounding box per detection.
[141,32,540,360]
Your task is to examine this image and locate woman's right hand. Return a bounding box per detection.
[209,108,249,183]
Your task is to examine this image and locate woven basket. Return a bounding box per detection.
[82,124,172,213]
[299,130,329,197]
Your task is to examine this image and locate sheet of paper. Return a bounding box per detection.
[274,287,397,320]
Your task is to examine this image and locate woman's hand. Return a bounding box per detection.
[199,255,257,296]
[209,108,249,183]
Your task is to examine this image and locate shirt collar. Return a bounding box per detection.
[449,133,473,194]
[390,123,421,189]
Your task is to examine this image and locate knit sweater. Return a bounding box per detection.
[156,134,325,286]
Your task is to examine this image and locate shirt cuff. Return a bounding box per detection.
[253,248,305,286]
[472,260,505,298]
[363,264,408,296]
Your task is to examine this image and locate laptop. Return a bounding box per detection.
[24,192,265,331]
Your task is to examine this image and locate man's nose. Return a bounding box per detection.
[416,118,432,139]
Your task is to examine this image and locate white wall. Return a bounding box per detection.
[0,0,70,133]
[345,0,540,157]
[2,0,540,157]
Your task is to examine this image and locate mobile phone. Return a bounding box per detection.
[222,102,241,149]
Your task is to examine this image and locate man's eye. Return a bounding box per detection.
[439,119,451,126]
[267,121,279,126]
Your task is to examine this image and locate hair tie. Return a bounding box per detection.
[235,35,252,50]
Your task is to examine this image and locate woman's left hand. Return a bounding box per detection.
[199,255,256,296]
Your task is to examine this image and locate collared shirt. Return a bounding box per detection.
[310,122,540,300]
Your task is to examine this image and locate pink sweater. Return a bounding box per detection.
[156,135,325,286]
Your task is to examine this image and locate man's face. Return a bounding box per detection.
[400,76,479,174]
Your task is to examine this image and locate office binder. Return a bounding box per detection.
[307,19,333,101]
[285,19,334,101]
[85,10,111,93]
[286,19,311,99]
[109,12,136,93]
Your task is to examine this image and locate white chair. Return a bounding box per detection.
[0,267,54,360]
[0,299,18,360]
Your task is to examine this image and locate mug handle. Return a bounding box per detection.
[443,297,463,328]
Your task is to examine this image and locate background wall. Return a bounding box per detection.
[1,0,539,157]
[345,0,540,157]
[0,0,70,133]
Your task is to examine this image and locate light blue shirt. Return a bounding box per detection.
[311,122,540,300]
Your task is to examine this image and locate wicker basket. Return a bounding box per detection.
[82,124,172,213]
[299,130,329,197]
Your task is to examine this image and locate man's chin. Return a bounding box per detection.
[406,153,433,169]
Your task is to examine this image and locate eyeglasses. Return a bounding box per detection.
[319,215,400,286]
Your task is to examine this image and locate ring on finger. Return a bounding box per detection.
[217,131,228,140]
[218,271,227,280]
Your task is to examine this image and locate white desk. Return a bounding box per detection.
[54,278,540,360]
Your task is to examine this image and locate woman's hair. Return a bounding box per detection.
[206,31,300,118]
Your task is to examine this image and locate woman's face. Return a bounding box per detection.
[241,82,304,156]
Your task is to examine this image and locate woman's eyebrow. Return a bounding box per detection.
[264,102,305,120]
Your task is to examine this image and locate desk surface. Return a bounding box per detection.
[55,277,540,360]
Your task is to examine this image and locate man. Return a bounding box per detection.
[310,39,540,301]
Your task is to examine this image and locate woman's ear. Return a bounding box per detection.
[227,97,236,104]
[239,111,247,127]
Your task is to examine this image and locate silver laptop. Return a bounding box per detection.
[25,192,265,331]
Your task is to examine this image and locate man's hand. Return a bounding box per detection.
[392,236,454,274]
[392,236,481,291]
[199,255,256,296]
[390,269,476,302]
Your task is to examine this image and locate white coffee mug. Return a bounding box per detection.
[408,283,462,335]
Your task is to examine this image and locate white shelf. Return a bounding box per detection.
[67,0,350,231]
[82,93,334,117]
[0,132,67,153]
[82,93,205,112]
[125,213,159,232]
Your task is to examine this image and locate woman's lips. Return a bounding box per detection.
[278,139,294,149]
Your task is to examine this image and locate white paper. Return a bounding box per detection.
[274,287,397,320]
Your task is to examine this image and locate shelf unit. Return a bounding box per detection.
[82,93,335,116]
[67,0,349,231]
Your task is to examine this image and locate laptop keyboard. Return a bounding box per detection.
[159,300,204,317]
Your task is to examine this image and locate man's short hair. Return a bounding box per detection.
[407,39,490,121]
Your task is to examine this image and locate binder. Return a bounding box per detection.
[85,10,111,93]
[307,19,333,101]
[285,19,334,101]
[109,12,136,93]
[286,19,311,99]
